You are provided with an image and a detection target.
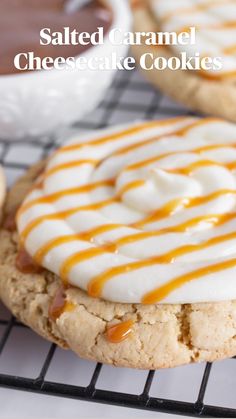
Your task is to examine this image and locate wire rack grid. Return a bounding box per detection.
[0,69,235,418]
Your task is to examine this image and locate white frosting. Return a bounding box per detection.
[150,0,236,78]
[17,117,236,304]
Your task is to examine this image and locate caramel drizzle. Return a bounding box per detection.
[177,21,236,36]
[133,190,236,228]
[20,198,118,244]
[117,180,145,197]
[204,21,236,30]
[224,44,236,56]
[125,144,236,172]
[17,118,225,218]
[88,217,236,299]
[17,179,115,216]
[19,138,234,219]
[21,191,236,285]
[34,224,122,264]
[142,258,236,304]
[133,213,235,244]
[168,159,225,176]
[50,213,236,295]
[160,0,233,23]
[60,247,109,284]
[22,186,236,249]
[112,118,216,157]
[106,320,134,343]
[57,118,188,154]
[115,135,230,161]
[48,287,76,321]
[44,159,98,179]
[17,117,236,303]
[27,191,236,296]
[158,0,236,80]
[32,211,236,289]
[17,118,200,219]
[16,247,42,274]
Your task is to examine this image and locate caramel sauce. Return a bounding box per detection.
[33,210,236,285]
[18,179,115,216]
[169,159,224,176]
[25,193,236,284]
[224,44,236,55]
[156,230,236,263]
[225,161,236,171]
[60,247,108,284]
[20,198,118,243]
[199,21,236,30]
[44,159,98,179]
[113,116,191,157]
[158,1,236,81]
[57,120,182,154]
[106,320,134,343]
[117,180,145,197]
[116,213,236,249]
[34,224,123,264]
[15,247,42,274]
[133,190,236,228]
[17,117,236,303]
[48,287,65,321]
[125,151,186,172]
[48,287,75,321]
[125,137,230,173]
[3,208,18,231]
[161,0,230,23]
[19,119,229,219]
[130,0,144,9]
[34,235,82,264]
[78,223,122,242]
[87,213,236,298]
[142,257,236,304]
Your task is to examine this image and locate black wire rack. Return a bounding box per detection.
[0,69,236,418]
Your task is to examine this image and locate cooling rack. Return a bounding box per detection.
[0,69,236,418]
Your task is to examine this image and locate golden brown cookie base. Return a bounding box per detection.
[131,2,236,122]
[1,162,236,369]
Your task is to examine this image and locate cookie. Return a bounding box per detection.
[131,0,236,122]
[1,118,236,369]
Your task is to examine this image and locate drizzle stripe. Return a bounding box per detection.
[57,119,189,153]
[142,257,236,304]
[20,198,118,243]
[45,160,98,178]
[18,179,115,216]
[60,247,107,284]
[87,226,236,299]
[34,224,123,264]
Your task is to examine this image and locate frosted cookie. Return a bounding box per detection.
[131,0,236,121]
[1,118,236,369]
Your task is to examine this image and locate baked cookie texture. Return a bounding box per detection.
[1,163,236,369]
[131,1,236,122]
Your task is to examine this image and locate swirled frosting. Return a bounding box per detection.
[17,117,236,304]
[150,0,236,80]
